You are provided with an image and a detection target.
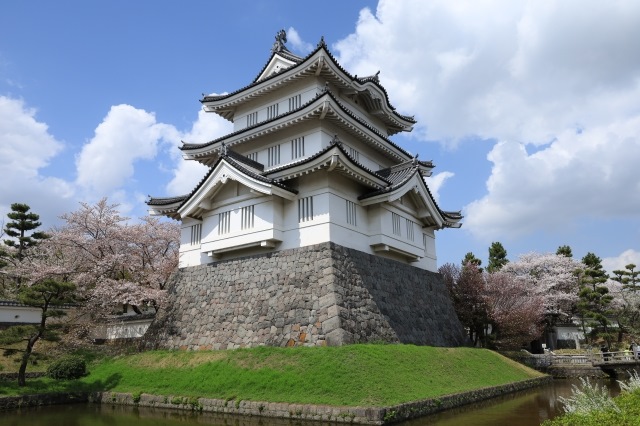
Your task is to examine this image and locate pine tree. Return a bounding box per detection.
[487,241,508,272]
[578,252,613,346]
[462,252,483,272]
[556,245,573,258]
[0,279,76,386]
[3,203,49,261]
[612,264,639,292]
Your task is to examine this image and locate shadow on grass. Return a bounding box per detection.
[0,373,122,396]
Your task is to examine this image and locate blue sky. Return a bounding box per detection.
[1,0,639,273]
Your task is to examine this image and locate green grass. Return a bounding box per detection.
[1,345,543,406]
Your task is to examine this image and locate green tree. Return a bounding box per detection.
[556,245,573,258]
[0,279,76,386]
[3,203,49,262]
[611,263,639,291]
[462,252,483,272]
[577,252,613,346]
[487,242,508,272]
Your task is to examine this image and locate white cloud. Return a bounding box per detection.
[464,117,640,239]
[0,96,75,226]
[336,0,640,242]
[336,0,640,145]
[425,171,454,204]
[75,104,179,195]
[165,109,233,195]
[286,27,313,54]
[603,249,640,276]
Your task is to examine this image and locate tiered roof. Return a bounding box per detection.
[148,31,462,230]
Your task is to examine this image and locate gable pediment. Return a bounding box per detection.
[178,158,296,219]
[257,54,298,81]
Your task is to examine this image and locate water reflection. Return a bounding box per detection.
[1,379,621,426]
[406,379,620,426]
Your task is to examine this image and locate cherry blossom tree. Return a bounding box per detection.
[16,199,179,318]
[501,252,583,322]
[484,271,544,348]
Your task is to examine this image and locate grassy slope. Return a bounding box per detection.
[1,345,543,406]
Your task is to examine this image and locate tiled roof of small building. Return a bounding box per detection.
[147,195,188,206]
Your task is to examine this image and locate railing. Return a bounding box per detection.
[592,351,639,365]
[550,354,591,365]
[549,351,640,366]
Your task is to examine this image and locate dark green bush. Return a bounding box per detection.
[46,355,87,380]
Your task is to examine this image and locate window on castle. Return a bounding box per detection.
[288,94,302,111]
[406,219,414,241]
[241,205,255,230]
[392,212,401,236]
[268,145,281,167]
[291,137,305,160]
[246,111,258,127]
[267,103,279,120]
[247,152,258,162]
[346,200,357,226]
[348,146,360,162]
[218,211,231,235]
[423,233,428,255]
[298,196,314,223]
[190,223,202,246]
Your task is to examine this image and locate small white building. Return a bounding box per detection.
[0,300,43,328]
[148,31,461,272]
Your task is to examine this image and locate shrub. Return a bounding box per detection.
[46,355,87,380]
[618,370,640,393]
[557,377,618,415]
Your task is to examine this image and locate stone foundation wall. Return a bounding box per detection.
[144,242,467,350]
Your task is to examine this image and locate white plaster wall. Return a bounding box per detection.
[233,83,320,132]
[0,305,41,324]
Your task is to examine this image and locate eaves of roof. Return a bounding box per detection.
[358,168,463,228]
[185,90,415,162]
[200,38,415,126]
[266,141,390,188]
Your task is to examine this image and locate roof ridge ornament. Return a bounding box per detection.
[317,36,326,48]
[271,29,288,54]
[330,134,343,147]
[220,141,228,156]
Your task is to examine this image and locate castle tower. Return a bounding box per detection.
[146,32,466,349]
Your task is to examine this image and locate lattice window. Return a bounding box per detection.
[288,94,302,111]
[298,196,314,223]
[348,146,360,162]
[190,224,201,246]
[247,152,258,162]
[346,200,357,226]
[266,103,279,120]
[241,205,255,230]
[218,211,231,235]
[423,233,429,255]
[268,145,281,167]
[406,219,414,241]
[291,136,305,160]
[392,212,401,236]
[246,111,258,127]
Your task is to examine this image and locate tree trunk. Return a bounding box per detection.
[17,337,37,387]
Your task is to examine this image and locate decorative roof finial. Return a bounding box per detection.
[412,153,419,166]
[317,36,326,48]
[330,134,342,147]
[220,141,228,156]
[271,29,288,54]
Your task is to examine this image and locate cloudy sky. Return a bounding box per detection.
[1,0,639,272]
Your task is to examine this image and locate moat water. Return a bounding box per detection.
[1,379,621,426]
